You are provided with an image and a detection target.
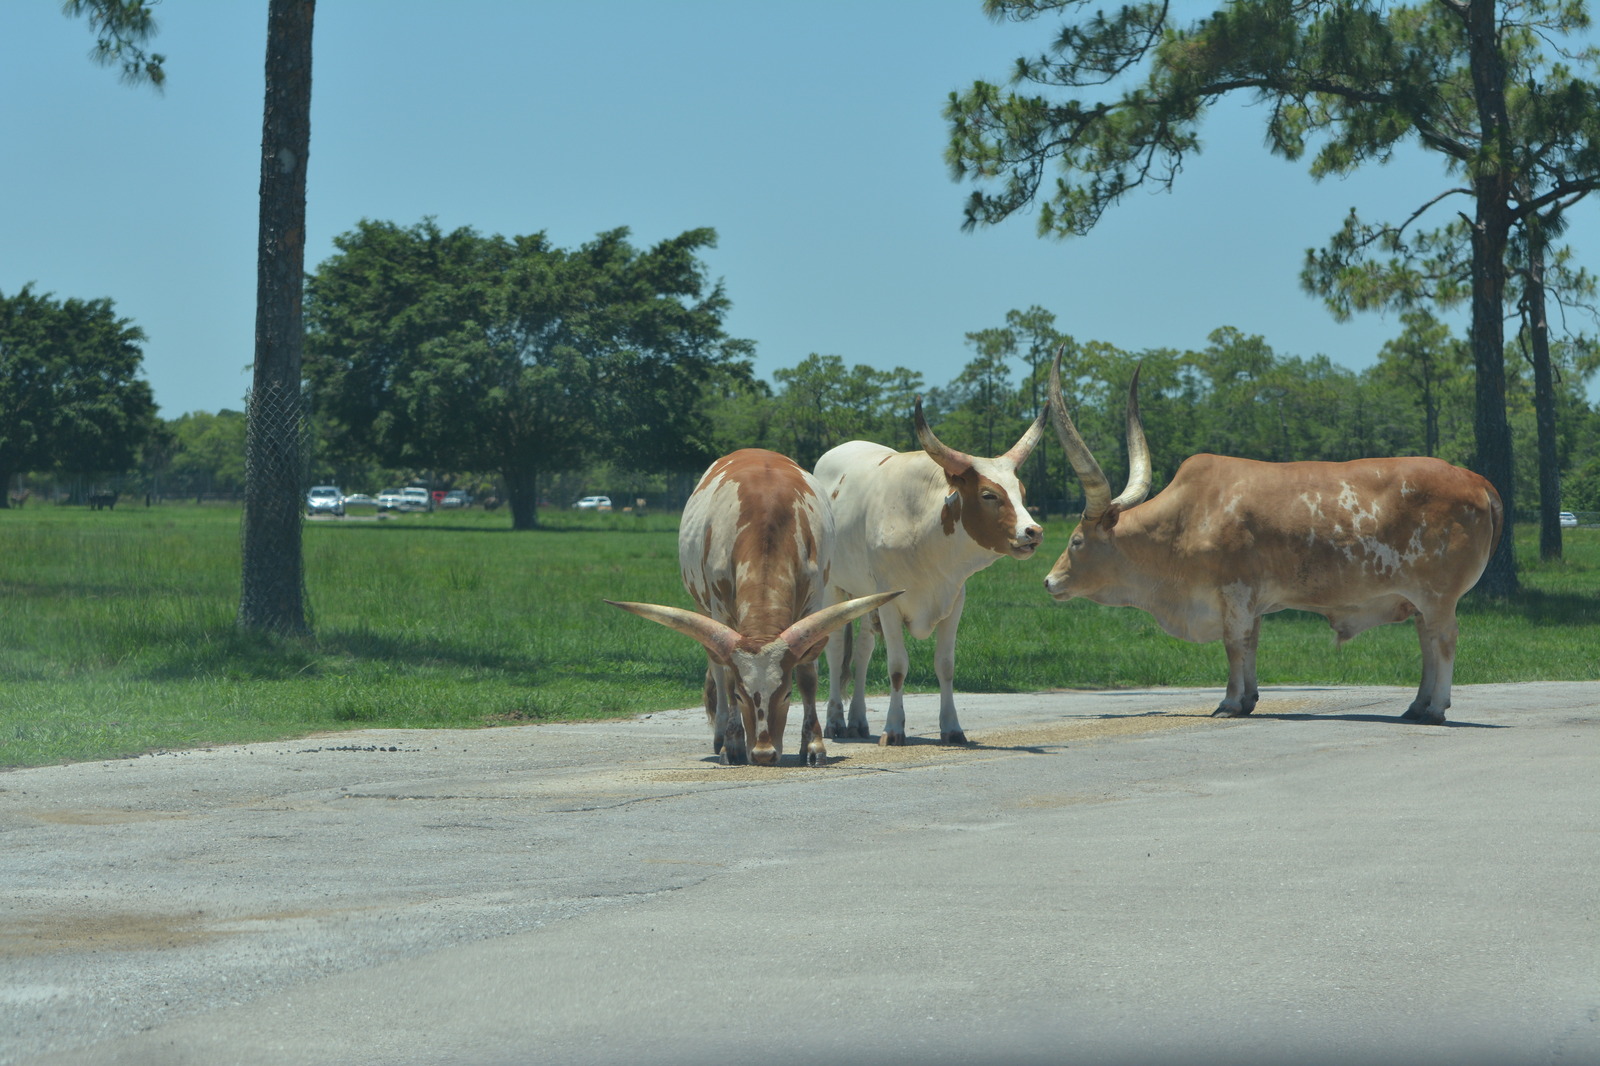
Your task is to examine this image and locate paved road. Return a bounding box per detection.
[3,683,1597,1066]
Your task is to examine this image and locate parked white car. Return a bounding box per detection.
[377,490,406,512]
[306,485,344,517]
[1559,511,1578,528]
[400,487,433,512]
[574,495,612,511]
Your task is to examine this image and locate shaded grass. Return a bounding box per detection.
[1,504,1595,768]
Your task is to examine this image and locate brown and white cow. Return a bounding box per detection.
[608,449,901,765]
[1044,353,1503,723]
[814,404,1047,745]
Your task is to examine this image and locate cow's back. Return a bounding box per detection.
[1158,453,1501,611]
[679,449,832,637]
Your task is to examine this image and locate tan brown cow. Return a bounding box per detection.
[609,449,900,765]
[814,403,1046,745]
[1045,353,1503,723]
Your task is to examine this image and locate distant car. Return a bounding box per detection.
[574,495,612,511]
[400,487,433,512]
[440,489,473,509]
[377,490,405,512]
[306,485,344,517]
[342,493,377,509]
[1559,511,1578,528]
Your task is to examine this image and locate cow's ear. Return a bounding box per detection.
[1098,503,1122,531]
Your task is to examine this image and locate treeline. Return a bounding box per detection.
[6,287,1600,520]
[685,311,1600,519]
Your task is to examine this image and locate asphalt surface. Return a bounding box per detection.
[2,682,1597,1066]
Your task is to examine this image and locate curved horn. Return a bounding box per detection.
[1001,404,1049,468]
[1110,363,1151,510]
[775,589,904,663]
[913,398,974,476]
[1048,346,1112,521]
[605,600,740,665]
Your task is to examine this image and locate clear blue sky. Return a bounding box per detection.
[5,1,1596,419]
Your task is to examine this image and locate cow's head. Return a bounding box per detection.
[914,400,1046,559]
[1043,350,1151,601]
[606,590,903,765]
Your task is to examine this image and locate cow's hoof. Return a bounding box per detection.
[1401,707,1447,725]
[827,722,869,740]
[878,731,906,747]
[804,747,827,767]
[720,747,748,766]
[941,731,968,745]
[1211,706,1250,718]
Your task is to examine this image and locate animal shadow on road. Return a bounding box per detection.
[1249,710,1506,728]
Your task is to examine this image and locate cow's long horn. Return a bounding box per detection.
[776,589,904,663]
[1110,364,1151,510]
[1001,405,1049,468]
[605,600,740,665]
[1048,347,1113,520]
[914,398,974,475]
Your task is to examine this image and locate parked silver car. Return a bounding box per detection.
[1560,511,1578,528]
[306,485,344,517]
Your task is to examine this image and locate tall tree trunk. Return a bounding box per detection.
[1422,378,1439,457]
[1464,0,1518,598]
[505,467,540,531]
[1524,212,1563,561]
[239,0,314,635]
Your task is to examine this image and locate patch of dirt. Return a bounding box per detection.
[26,808,189,826]
[0,907,373,958]
[633,705,1255,784]
[0,912,217,957]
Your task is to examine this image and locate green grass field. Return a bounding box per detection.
[2,502,1596,768]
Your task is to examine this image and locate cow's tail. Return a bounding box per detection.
[1485,480,1506,553]
[839,620,854,675]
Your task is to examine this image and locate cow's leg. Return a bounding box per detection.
[878,607,913,746]
[716,665,749,765]
[824,614,875,739]
[796,660,827,766]
[847,617,875,736]
[1214,606,1261,717]
[934,587,968,744]
[704,665,722,752]
[1403,608,1456,725]
[823,626,848,738]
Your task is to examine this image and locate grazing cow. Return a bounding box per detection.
[609,449,901,766]
[1044,353,1503,724]
[814,404,1047,745]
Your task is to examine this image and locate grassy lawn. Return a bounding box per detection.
[2,502,1596,768]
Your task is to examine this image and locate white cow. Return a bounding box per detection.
[814,405,1046,745]
[609,449,900,765]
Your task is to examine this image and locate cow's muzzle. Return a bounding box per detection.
[1010,525,1043,558]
